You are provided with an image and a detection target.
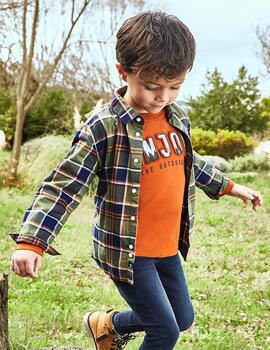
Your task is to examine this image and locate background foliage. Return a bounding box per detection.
[0,87,16,144]
[24,87,74,141]
[231,153,270,172]
[188,66,269,135]
[192,128,256,159]
[0,2,269,349]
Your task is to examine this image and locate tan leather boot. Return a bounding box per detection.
[83,309,136,350]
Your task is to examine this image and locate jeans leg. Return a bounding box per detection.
[112,309,144,334]
[112,256,180,350]
[156,253,195,332]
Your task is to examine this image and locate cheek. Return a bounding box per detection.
[136,89,153,102]
[169,90,179,101]
[172,90,179,97]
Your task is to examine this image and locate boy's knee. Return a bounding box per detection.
[162,322,180,346]
[179,309,195,331]
[145,321,180,347]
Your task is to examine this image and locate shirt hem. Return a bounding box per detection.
[135,248,178,257]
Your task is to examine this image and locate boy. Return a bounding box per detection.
[11,11,262,350]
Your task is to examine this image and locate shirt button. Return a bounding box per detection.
[128,253,133,258]
[129,244,134,249]
[134,158,139,163]
[135,132,140,137]
[131,216,135,221]
[136,117,141,122]
[132,188,137,193]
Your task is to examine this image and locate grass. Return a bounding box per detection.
[0,173,270,349]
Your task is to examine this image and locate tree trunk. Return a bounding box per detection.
[0,273,9,350]
[7,100,26,184]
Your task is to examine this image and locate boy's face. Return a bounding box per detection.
[116,63,187,114]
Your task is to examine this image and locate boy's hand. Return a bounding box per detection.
[11,250,42,278]
[228,183,263,211]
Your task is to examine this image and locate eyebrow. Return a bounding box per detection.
[142,79,184,87]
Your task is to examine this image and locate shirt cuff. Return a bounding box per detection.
[10,233,61,256]
[16,243,44,257]
[220,180,235,196]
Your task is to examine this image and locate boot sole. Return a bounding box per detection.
[83,312,98,350]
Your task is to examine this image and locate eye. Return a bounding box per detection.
[144,85,159,91]
[170,86,180,90]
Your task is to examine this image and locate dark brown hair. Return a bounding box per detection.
[116,11,196,79]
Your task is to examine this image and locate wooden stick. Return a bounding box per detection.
[0,273,9,350]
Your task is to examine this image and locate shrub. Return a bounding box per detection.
[188,66,267,135]
[231,153,270,172]
[0,150,11,187]
[24,87,74,141]
[191,128,217,155]
[0,87,16,144]
[18,135,98,195]
[216,129,256,159]
[261,97,270,138]
[19,135,71,188]
[192,128,256,159]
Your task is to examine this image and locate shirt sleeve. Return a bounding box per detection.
[11,122,104,254]
[193,151,231,200]
[220,180,235,196]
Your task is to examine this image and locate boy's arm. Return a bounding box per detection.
[227,183,263,211]
[193,151,263,210]
[193,150,231,199]
[11,122,106,278]
[12,122,105,253]
[11,250,42,278]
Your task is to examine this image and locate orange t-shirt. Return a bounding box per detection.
[135,108,186,257]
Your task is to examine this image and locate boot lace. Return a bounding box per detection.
[111,333,137,350]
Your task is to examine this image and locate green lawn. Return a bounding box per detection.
[0,174,269,350]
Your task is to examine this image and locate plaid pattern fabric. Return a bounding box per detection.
[11,86,230,285]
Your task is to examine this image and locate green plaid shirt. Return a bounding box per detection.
[12,86,230,285]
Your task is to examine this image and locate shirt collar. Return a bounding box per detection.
[110,86,188,131]
[110,86,141,125]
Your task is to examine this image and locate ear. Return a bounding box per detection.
[115,62,127,82]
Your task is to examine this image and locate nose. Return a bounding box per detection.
[155,89,168,102]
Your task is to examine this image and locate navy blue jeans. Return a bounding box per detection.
[111,253,194,349]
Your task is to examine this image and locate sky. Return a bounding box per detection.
[151,0,270,100]
[2,1,269,102]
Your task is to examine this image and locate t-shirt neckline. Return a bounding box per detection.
[140,108,166,120]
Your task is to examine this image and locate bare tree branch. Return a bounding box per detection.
[24,0,91,112]
[2,0,146,182]
[257,25,270,75]
[22,1,27,66]
[21,0,39,104]
[71,0,75,23]
[0,1,23,11]
[16,0,27,98]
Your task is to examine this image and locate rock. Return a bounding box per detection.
[254,141,270,155]
[201,155,232,172]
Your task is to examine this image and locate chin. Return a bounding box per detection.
[138,105,164,114]
[149,106,164,112]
